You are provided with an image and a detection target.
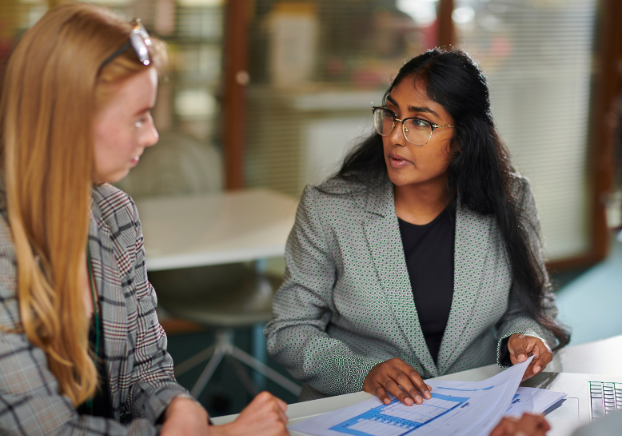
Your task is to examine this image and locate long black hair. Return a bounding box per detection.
[338,48,570,350]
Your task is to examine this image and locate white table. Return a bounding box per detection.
[211,335,622,433]
[547,335,622,376]
[135,189,298,271]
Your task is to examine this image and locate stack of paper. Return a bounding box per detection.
[505,387,566,417]
[290,356,566,436]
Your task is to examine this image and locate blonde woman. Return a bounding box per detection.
[0,3,287,435]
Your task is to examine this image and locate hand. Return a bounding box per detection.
[211,391,288,436]
[489,413,551,436]
[507,334,552,381]
[363,358,432,406]
[161,396,210,436]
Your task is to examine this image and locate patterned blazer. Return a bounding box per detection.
[265,174,559,401]
[0,184,190,435]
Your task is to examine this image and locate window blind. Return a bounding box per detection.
[244,0,438,196]
[454,0,597,260]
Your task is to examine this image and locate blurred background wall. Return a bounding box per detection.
[3,0,616,266]
[1,0,621,417]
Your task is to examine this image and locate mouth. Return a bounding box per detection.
[388,152,413,169]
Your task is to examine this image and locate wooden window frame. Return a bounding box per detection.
[222,0,250,190]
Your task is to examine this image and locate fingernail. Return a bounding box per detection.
[415,396,422,404]
[384,398,390,405]
[405,398,413,406]
[518,354,526,361]
[424,391,431,399]
[534,366,541,373]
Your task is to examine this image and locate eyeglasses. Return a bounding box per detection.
[99,19,152,70]
[372,107,454,146]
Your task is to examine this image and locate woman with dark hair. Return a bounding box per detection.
[265,48,570,405]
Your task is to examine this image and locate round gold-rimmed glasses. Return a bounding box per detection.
[372,106,454,146]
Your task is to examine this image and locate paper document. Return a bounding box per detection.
[329,393,469,436]
[505,387,566,417]
[290,357,534,436]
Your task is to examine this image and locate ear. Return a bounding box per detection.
[448,138,462,156]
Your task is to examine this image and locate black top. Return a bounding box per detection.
[398,205,455,364]
[77,317,113,418]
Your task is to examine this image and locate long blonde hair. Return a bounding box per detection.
[0,3,166,406]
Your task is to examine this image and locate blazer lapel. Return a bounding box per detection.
[362,181,438,377]
[88,206,128,419]
[437,203,493,374]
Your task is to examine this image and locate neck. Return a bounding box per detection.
[394,176,451,225]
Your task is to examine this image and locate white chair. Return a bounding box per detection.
[149,263,301,399]
[116,130,223,198]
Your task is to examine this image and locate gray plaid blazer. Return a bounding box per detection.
[0,183,189,435]
[265,174,559,401]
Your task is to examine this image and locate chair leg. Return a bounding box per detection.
[174,345,215,377]
[191,347,225,398]
[252,322,267,391]
[229,346,301,396]
[226,355,258,397]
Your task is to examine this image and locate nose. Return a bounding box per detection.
[389,118,406,147]
[142,117,159,148]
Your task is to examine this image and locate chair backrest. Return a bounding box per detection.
[116,130,223,199]
[148,263,279,317]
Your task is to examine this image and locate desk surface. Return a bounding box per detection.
[135,189,298,271]
[211,335,622,433]
[548,334,622,376]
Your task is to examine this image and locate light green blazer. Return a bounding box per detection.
[265,174,559,401]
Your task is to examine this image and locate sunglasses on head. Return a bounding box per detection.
[99,18,152,70]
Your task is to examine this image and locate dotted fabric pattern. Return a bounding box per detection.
[265,174,559,401]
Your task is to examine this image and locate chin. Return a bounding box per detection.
[386,167,416,187]
[97,170,130,185]
[111,171,130,184]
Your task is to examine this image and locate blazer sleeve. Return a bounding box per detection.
[124,198,191,422]
[0,219,162,435]
[494,176,560,366]
[265,186,384,396]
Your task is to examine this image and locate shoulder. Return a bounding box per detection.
[0,214,16,274]
[313,176,368,196]
[92,183,138,217]
[299,176,373,220]
[0,214,18,325]
[508,172,539,214]
[508,172,532,198]
[91,184,140,239]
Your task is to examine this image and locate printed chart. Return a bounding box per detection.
[329,393,469,436]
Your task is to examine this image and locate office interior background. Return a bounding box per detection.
[0,0,621,417]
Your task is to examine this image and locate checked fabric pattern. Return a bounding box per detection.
[265,174,559,401]
[0,184,190,435]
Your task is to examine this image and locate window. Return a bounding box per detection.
[244,0,439,196]
[454,0,597,260]
[2,0,613,265]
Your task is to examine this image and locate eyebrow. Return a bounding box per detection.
[386,95,440,118]
[133,105,154,117]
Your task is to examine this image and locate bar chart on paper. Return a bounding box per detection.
[290,358,536,436]
[329,393,470,436]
